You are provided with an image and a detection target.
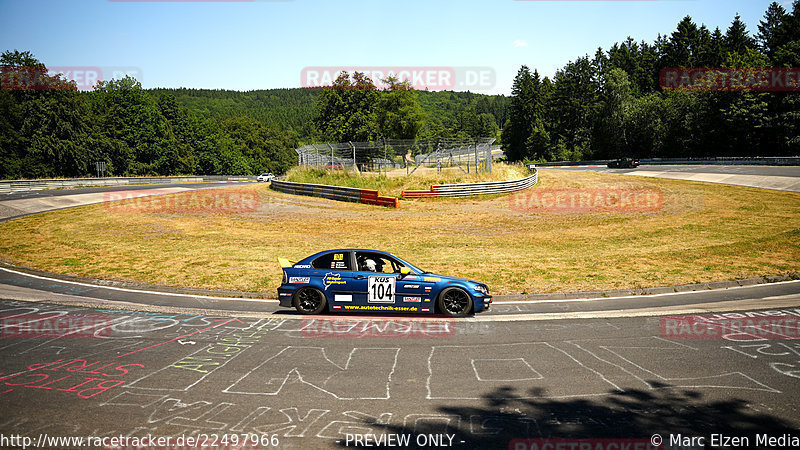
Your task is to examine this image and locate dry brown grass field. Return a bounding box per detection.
[0,168,798,295]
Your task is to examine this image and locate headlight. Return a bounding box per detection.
[473,284,489,295]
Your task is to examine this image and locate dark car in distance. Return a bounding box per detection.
[607,158,640,168]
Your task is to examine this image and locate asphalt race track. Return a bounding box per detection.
[3,265,800,319]
[2,297,800,449]
[0,181,258,222]
[1,173,799,449]
[547,164,800,193]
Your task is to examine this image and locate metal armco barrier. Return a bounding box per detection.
[535,156,800,167]
[359,189,399,208]
[402,171,538,198]
[0,176,255,194]
[271,180,398,208]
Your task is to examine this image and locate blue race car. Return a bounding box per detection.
[277,249,492,317]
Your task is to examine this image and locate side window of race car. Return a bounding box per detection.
[381,256,406,274]
[356,252,405,274]
[312,252,353,271]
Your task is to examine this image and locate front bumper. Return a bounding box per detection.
[474,294,492,313]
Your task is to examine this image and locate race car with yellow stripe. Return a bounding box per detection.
[277,249,492,317]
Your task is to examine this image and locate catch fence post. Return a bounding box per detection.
[350,141,357,174]
[474,143,478,173]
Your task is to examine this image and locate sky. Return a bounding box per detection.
[0,0,788,95]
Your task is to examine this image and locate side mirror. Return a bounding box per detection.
[400,267,411,277]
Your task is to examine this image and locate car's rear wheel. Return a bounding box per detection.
[437,287,473,317]
[294,287,327,315]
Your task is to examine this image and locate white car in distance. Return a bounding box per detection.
[257,173,275,182]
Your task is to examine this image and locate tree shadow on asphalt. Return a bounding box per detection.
[334,382,795,449]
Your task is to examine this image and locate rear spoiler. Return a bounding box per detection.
[278,258,296,268]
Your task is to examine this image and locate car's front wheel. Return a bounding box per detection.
[437,287,473,317]
[294,287,327,315]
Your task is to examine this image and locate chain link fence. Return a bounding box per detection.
[295,137,495,175]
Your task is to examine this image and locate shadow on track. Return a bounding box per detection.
[334,383,794,449]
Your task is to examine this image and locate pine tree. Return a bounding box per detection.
[757,2,789,61]
[709,27,726,66]
[501,66,536,161]
[665,16,701,67]
[724,14,756,56]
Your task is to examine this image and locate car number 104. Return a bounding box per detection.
[368,276,395,303]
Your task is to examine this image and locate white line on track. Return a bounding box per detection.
[492,279,800,304]
[3,266,798,309]
[0,267,278,303]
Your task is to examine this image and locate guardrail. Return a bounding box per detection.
[270,180,398,208]
[0,175,255,194]
[402,171,538,198]
[645,157,800,165]
[535,156,800,167]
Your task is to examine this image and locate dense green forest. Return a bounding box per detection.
[0,55,301,179]
[0,53,507,179]
[503,1,800,162]
[150,86,507,144]
[1,1,797,179]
